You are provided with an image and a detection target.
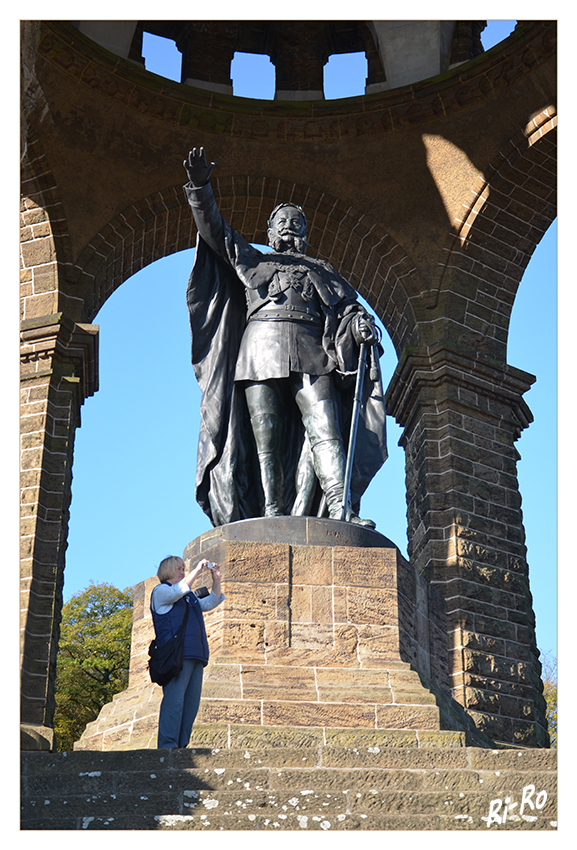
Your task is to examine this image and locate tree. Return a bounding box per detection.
[53,581,133,751]
[541,650,557,748]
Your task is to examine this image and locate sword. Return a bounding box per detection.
[340,341,368,522]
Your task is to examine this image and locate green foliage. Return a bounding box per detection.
[541,651,557,748]
[53,581,133,752]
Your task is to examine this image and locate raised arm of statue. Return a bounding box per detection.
[183,146,217,188]
[183,146,226,258]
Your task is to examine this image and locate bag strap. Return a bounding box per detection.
[180,596,190,629]
[170,594,190,639]
[151,585,190,635]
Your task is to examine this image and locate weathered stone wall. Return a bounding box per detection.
[21,727,557,830]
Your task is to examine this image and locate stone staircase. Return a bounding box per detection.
[21,724,557,831]
[33,527,556,831]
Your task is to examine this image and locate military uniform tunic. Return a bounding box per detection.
[235,270,332,381]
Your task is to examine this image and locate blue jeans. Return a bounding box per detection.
[157,659,204,748]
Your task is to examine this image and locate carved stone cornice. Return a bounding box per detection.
[20,312,99,404]
[385,342,535,439]
[33,21,556,143]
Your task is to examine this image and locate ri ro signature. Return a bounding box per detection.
[482,784,549,827]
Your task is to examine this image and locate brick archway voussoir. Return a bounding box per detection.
[427,109,556,361]
[71,178,422,354]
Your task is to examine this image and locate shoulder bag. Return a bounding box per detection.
[148,596,190,686]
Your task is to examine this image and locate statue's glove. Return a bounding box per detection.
[183,146,216,188]
[352,312,378,346]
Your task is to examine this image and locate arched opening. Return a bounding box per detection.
[64,214,558,659]
[139,33,369,100]
[482,20,517,50]
[324,52,367,99]
[231,52,275,99]
[507,218,557,657]
[63,242,409,600]
[142,30,180,81]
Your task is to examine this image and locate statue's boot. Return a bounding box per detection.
[303,400,376,529]
[250,412,285,517]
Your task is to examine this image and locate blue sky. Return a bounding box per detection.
[60,21,557,658]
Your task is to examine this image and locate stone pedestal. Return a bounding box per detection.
[75,519,489,751]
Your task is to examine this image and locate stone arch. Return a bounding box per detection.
[69,176,423,356]
[431,107,557,362]
[20,134,73,322]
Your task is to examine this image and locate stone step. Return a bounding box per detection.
[21,734,557,831]
[22,809,558,831]
[76,713,485,754]
[75,666,494,752]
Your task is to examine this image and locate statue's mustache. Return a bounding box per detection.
[268,233,308,252]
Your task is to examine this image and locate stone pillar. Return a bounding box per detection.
[270,22,329,100]
[385,343,549,746]
[178,22,237,95]
[368,21,457,90]
[75,22,139,60]
[20,313,98,750]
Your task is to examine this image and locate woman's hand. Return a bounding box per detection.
[183,559,209,587]
[209,562,222,596]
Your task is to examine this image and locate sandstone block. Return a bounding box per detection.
[376,704,440,730]
[186,725,230,749]
[356,623,401,664]
[197,699,262,726]
[290,584,312,622]
[333,546,397,587]
[206,620,266,658]
[241,665,317,701]
[291,545,333,585]
[263,700,377,728]
[100,724,133,751]
[224,541,290,583]
[315,667,393,704]
[219,582,278,619]
[202,664,242,700]
[20,237,56,268]
[332,584,348,622]
[311,584,333,622]
[225,725,324,750]
[322,728,418,750]
[346,585,399,624]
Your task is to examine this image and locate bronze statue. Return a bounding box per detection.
[184,147,387,528]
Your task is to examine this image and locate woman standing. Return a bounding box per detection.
[151,555,224,749]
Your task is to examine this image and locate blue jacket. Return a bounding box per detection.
[151,582,210,666]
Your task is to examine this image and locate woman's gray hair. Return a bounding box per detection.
[157,555,185,582]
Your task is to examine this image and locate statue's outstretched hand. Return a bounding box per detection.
[183,146,216,187]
